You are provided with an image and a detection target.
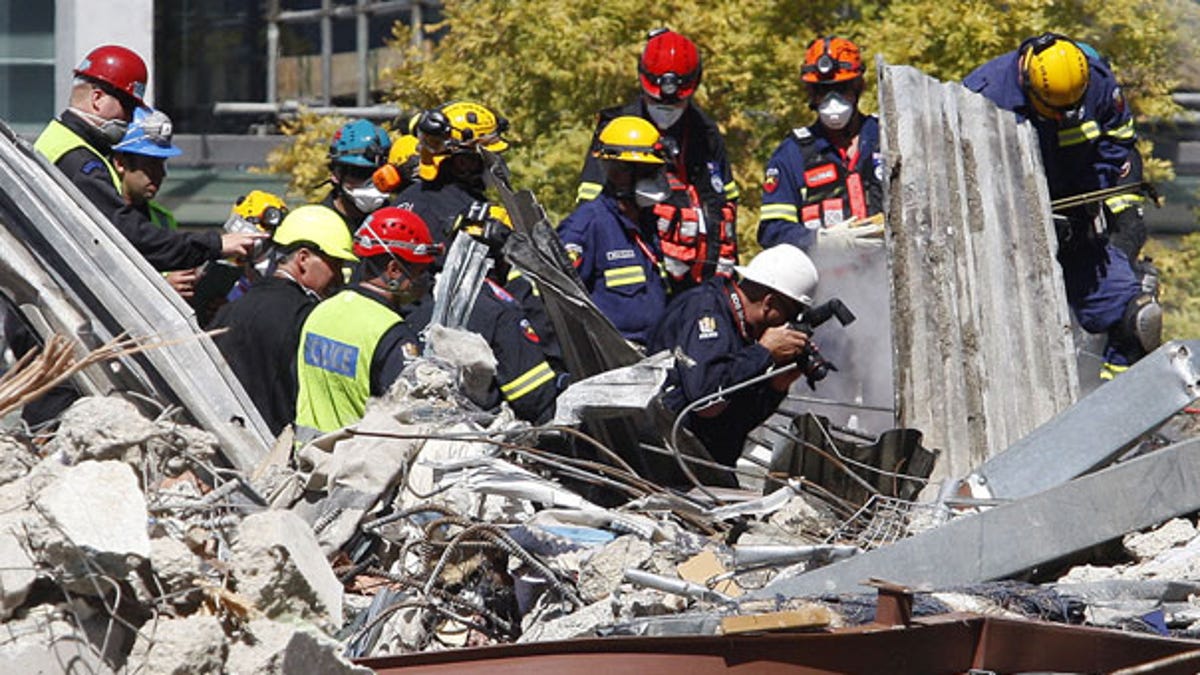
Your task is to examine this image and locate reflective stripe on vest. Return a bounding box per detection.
[604,265,648,287]
[34,119,122,191]
[760,203,798,223]
[576,181,603,202]
[1058,121,1100,148]
[500,360,555,402]
[1105,119,1135,141]
[1105,193,1143,214]
[295,290,402,433]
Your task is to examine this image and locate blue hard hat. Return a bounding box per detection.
[113,107,182,158]
[329,119,391,168]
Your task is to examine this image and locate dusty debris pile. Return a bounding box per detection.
[6,353,1200,671]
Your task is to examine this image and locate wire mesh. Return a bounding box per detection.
[827,494,951,550]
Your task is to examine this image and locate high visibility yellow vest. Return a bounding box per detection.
[295,289,402,433]
[147,200,178,230]
[34,119,122,191]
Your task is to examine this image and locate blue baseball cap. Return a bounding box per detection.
[113,106,182,158]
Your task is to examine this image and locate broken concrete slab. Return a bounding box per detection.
[1125,518,1197,562]
[0,526,35,620]
[45,396,159,465]
[518,597,617,643]
[578,536,653,603]
[226,619,372,675]
[755,436,1200,599]
[148,535,203,606]
[0,433,37,487]
[232,509,342,628]
[127,614,228,675]
[29,460,150,582]
[0,607,115,675]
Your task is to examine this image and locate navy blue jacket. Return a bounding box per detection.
[758,116,884,250]
[558,194,668,346]
[647,277,785,464]
[963,44,1136,200]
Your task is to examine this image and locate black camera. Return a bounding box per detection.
[788,298,855,389]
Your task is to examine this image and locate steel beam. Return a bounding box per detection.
[756,435,1200,599]
[961,340,1200,500]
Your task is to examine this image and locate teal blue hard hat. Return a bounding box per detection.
[329,119,391,168]
[112,106,182,158]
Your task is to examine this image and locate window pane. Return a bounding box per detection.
[0,64,54,127]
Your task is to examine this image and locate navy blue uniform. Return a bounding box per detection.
[964,42,1142,364]
[757,117,884,250]
[467,278,561,424]
[579,100,738,289]
[209,275,318,435]
[557,194,668,346]
[45,111,222,271]
[395,177,482,256]
[647,277,785,465]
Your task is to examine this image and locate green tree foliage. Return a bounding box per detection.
[265,0,1188,258]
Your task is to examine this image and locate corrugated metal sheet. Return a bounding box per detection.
[879,61,1080,495]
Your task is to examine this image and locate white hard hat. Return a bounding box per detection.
[734,244,818,307]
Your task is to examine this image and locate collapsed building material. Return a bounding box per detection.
[755,436,1200,599]
[0,122,270,472]
[959,340,1200,500]
[879,61,1080,494]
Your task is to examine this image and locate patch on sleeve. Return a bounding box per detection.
[1112,86,1126,114]
[697,315,719,340]
[564,242,584,268]
[81,159,106,176]
[402,342,420,360]
[519,318,540,344]
[762,166,779,194]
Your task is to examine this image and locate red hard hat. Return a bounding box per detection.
[353,207,442,264]
[74,45,148,105]
[639,29,701,102]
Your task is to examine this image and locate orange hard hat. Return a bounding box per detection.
[801,37,864,84]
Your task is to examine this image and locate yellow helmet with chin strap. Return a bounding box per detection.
[416,101,510,181]
[1020,33,1090,120]
[594,116,665,164]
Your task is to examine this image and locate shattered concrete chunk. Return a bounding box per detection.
[226,619,372,675]
[45,396,159,465]
[0,607,115,675]
[424,324,498,406]
[0,433,37,487]
[29,460,150,582]
[1059,564,1124,583]
[518,597,617,643]
[1124,518,1197,562]
[578,535,653,602]
[149,535,203,604]
[128,614,228,675]
[0,525,36,620]
[232,510,342,628]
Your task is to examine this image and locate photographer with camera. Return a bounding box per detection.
[647,243,819,466]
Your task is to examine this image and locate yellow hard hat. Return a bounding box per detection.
[272,204,358,261]
[594,116,665,164]
[1020,34,1089,120]
[416,101,509,181]
[232,190,288,231]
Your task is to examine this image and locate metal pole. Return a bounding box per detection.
[356,0,369,106]
[266,0,280,105]
[321,0,333,105]
[411,0,423,49]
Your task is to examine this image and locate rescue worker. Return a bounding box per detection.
[758,36,884,250]
[648,244,818,466]
[109,106,199,299]
[964,33,1160,376]
[323,118,392,232]
[578,28,738,292]
[34,44,259,270]
[221,190,291,303]
[455,205,563,424]
[209,205,356,436]
[395,100,511,252]
[371,133,421,197]
[558,116,670,347]
[294,207,440,437]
